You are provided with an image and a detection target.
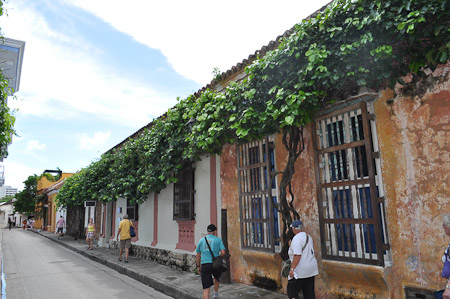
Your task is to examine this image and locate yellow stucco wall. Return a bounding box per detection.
[35,173,73,231]
[36,173,72,191]
[47,193,57,232]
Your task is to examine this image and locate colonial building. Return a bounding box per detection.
[87,3,449,298]
[35,172,73,231]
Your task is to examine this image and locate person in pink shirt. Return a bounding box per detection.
[56,216,65,234]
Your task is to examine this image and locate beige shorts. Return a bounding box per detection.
[119,238,131,249]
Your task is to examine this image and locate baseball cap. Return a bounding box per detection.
[207,224,217,232]
[290,220,303,229]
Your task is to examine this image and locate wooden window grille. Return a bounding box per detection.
[126,198,139,221]
[237,136,280,252]
[173,162,195,221]
[312,101,390,266]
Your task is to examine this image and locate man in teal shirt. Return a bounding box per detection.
[196,224,226,299]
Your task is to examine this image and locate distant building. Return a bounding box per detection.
[0,37,26,161]
[0,165,4,186]
[0,185,18,198]
[0,37,25,93]
[0,165,18,198]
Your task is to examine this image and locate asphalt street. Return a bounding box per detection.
[1,228,173,299]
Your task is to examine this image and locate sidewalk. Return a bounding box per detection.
[29,229,286,299]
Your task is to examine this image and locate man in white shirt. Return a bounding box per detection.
[288,220,318,299]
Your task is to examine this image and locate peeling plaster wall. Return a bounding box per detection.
[220,65,450,298]
[374,65,450,298]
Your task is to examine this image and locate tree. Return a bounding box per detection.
[0,195,14,203]
[14,175,47,215]
[0,0,17,159]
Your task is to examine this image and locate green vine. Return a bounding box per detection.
[58,0,450,251]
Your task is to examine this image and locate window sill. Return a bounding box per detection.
[322,260,390,297]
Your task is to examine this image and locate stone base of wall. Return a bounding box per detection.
[109,240,197,272]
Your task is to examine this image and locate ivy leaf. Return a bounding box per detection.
[285,115,295,125]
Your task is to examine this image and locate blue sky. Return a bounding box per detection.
[0,0,329,190]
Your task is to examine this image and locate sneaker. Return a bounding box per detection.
[214,293,219,299]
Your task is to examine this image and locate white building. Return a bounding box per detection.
[97,154,221,270]
[0,37,25,161]
[0,199,27,228]
[0,185,18,198]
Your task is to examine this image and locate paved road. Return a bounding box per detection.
[1,228,173,299]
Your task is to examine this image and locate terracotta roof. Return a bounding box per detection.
[41,178,67,194]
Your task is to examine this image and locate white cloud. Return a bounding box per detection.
[1,161,41,191]
[26,140,47,152]
[1,0,180,128]
[78,131,111,150]
[1,0,330,128]
[65,0,331,85]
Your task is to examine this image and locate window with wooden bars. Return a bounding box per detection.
[126,198,139,221]
[173,162,195,221]
[237,136,280,252]
[312,101,390,266]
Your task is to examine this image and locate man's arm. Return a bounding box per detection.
[116,227,121,240]
[196,252,202,273]
[289,254,301,278]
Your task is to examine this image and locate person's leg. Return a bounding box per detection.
[201,264,214,299]
[118,240,123,260]
[213,278,219,292]
[125,239,131,261]
[213,279,220,298]
[203,287,210,299]
[212,270,222,297]
[301,277,315,299]
[287,279,301,299]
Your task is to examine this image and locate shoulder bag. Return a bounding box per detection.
[129,220,136,238]
[205,237,228,273]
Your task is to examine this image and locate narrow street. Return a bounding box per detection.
[1,228,173,299]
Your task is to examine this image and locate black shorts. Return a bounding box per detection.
[200,263,222,289]
[57,227,63,233]
[287,276,315,299]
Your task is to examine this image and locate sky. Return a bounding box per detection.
[0,0,330,191]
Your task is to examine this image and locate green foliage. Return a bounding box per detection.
[0,0,17,160]
[0,76,16,160]
[57,0,450,207]
[212,67,222,82]
[39,171,61,182]
[14,175,47,215]
[0,195,14,203]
